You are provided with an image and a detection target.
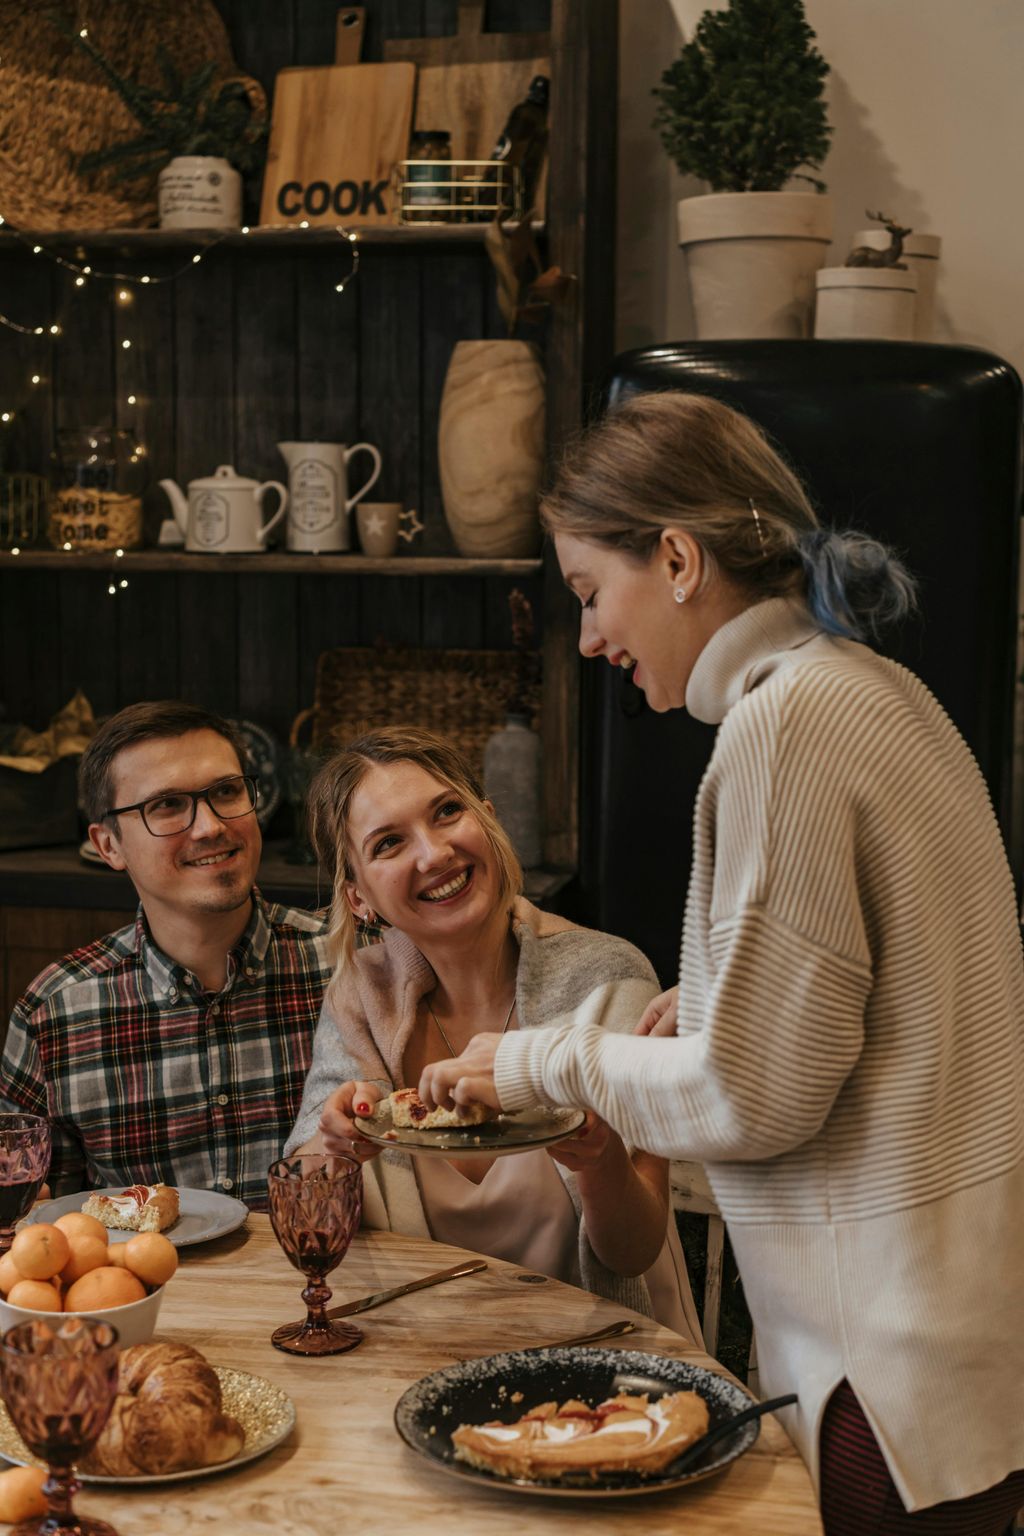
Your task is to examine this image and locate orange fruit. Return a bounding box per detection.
[122,1232,177,1288]
[6,1278,62,1312]
[106,1243,129,1268]
[63,1266,145,1313]
[54,1211,107,1245]
[0,1250,24,1296]
[10,1224,70,1281]
[60,1233,110,1286]
[0,1465,47,1522]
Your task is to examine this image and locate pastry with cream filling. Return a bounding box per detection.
[452,1390,710,1481]
[81,1183,180,1233]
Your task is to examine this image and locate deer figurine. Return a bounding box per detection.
[845,211,912,269]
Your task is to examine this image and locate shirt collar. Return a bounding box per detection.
[134,889,271,997]
[685,597,824,725]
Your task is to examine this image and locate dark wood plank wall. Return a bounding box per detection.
[0,0,549,748]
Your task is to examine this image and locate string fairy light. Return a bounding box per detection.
[0,216,361,337]
[0,216,362,585]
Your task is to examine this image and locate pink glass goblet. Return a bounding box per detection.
[267,1154,363,1356]
[0,1316,120,1536]
[0,1114,51,1256]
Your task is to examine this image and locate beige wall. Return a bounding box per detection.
[618,0,1024,381]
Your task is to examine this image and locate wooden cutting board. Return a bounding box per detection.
[260,62,415,228]
[381,0,549,203]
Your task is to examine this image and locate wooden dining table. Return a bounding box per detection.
[62,1215,822,1535]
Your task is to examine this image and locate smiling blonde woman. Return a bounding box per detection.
[284,726,701,1338]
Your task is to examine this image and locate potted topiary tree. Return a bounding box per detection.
[654,0,833,339]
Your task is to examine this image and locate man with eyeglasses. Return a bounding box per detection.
[0,701,332,1206]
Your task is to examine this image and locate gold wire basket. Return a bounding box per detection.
[392,160,523,225]
[0,473,46,548]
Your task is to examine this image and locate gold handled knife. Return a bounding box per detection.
[325,1258,487,1319]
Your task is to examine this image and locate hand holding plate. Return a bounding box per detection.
[635,985,679,1037]
[319,1081,384,1163]
[545,1110,614,1172]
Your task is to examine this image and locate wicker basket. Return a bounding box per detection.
[0,0,264,231]
[312,647,542,779]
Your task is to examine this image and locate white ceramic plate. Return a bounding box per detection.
[353,1104,586,1159]
[27,1187,249,1248]
[0,1366,294,1484]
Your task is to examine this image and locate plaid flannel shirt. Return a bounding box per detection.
[0,891,331,1208]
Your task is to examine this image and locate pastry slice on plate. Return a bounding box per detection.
[81,1183,180,1233]
[383,1088,494,1131]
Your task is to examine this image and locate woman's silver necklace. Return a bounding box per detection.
[426,994,516,1059]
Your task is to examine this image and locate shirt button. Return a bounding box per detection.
[219,1177,234,1190]
[245,966,257,978]
[168,987,178,1001]
[209,1003,220,1017]
[215,1094,229,1106]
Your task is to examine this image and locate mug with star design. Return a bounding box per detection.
[355,502,424,558]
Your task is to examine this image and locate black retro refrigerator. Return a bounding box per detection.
[576,341,1023,984]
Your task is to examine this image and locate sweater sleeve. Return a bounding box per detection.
[496,677,875,1161]
[495,905,870,1160]
[283,976,391,1155]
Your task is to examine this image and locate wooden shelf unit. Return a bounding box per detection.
[0,0,617,989]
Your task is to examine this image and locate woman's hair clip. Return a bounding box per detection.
[749,498,767,551]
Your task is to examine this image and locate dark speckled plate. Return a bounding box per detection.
[355,1104,585,1159]
[393,1346,760,1498]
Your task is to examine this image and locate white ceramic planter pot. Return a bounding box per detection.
[850,231,942,339]
[677,191,833,340]
[158,156,242,230]
[438,340,544,558]
[814,267,918,341]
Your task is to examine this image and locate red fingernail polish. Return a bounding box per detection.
[356,1102,370,1114]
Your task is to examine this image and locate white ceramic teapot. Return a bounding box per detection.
[159,465,288,553]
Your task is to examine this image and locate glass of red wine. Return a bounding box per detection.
[0,1114,51,1256]
[267,1154,363,1356]
[0,1316,121,1536]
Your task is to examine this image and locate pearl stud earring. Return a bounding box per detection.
[674,588,687,604]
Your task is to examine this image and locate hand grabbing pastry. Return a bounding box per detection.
[85,1341,245,1476]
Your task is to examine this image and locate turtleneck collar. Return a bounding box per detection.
[685,597,827,725]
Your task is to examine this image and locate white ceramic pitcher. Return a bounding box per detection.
[277,441,382,553]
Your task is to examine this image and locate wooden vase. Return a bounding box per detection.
[438,340,545,557]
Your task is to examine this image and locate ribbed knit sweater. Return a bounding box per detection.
[495,597,1024,1511]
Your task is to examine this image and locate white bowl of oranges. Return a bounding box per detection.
[0,1213,178,1348]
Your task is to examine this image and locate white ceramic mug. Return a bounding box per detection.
[277,441,382,553]
[356,503,424,557]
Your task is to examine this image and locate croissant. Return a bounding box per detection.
[85,1341,245,1476]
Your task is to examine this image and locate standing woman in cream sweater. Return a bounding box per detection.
[420,392,1024,1535]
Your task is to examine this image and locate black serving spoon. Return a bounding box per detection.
[660,1392,799,1478]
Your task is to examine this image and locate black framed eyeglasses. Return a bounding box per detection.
[103,774,259,837]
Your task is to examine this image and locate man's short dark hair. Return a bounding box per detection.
[79,702,248,826]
